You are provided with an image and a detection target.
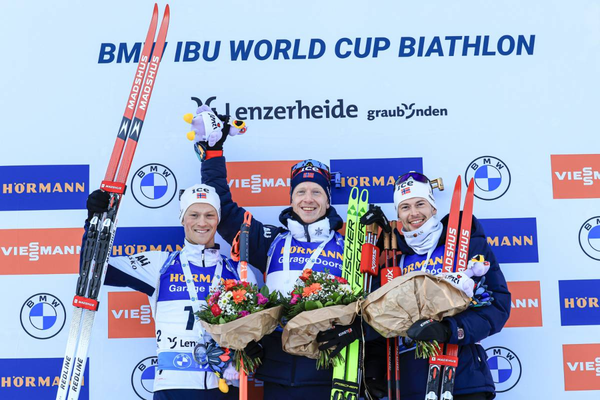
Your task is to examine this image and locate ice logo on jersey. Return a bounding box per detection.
[131,163,178,209]
[19,293,66,339]
[131,356,157,400]
[173,353,193,369]
[485,346,522,392]
[579,216,600,261]
[465,156,511,201]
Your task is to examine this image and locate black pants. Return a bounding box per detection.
[153,387,239,400]
[455,392,495,400]
[263,382,331,400]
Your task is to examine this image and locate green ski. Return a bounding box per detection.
[331,186,369,400]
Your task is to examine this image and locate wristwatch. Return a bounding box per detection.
[457,327,465,340]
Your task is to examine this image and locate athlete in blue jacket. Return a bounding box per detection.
[381,172,511,400]
[197,126,361,399]
[84,184,257,400]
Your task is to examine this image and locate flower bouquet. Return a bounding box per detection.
[361,270,471,359]
[197,279,283,374]
[281,269,363,369]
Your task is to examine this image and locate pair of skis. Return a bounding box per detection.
[330,187,369,400]
[425,176,475,400]
[55,5,170,400]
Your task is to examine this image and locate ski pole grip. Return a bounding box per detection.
[390,221,398,250]
[239,212,252,264]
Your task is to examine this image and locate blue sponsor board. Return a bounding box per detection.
[479,218,538,263]
[112,227,185,257]
[559,279,600,326]
[330,158,423,205]
[0,165,89,211]
[0,358,89,399]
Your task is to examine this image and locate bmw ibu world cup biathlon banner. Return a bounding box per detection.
[0,1,599,399]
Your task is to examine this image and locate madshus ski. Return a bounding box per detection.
[55,5,170,400]
[330,187,368,400]
[425,176,474,400]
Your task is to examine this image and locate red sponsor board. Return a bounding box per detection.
[0,228,83,275]
[108,291,155,339]
[226,160,300,207]
[505,281,542,328]
[563,343,600,391]
[551,154,600,199]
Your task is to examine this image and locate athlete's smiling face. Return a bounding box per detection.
[291,182,329,224]
[182,203,218,246]
[397,197,436,231]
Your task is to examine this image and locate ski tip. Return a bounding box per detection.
[467,177,475,190]
[359,188,368,203]
[153,3,158,13]
[164,4,171,16]
[455,175,462,187]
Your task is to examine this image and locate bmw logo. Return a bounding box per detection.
[579,217,600,261]
[173,353,193,369]
[465,156,511,201]
[131,163,177,209]
[131,356,157,400]
[485,346,522,392]
[20,293,66,339]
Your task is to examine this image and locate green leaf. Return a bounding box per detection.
[219,317,226,324]
[305,300,323,311]
[260,285,270,297]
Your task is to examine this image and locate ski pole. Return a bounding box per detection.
[390,220,401,400]
[238,211,252,400]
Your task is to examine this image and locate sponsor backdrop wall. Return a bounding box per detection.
[1,1,598,399]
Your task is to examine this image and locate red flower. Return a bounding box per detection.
[211,304,222,317]
[224,279,238,291]
[241,281,250,287]
[334,276,348,284]
[300,269,313,282]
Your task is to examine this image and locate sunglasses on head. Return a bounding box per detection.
[291,160,331,180]
[395,171,430,186]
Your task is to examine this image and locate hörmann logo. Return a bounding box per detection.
[111,227,184,258]
[505,281,542,328]
[478,218,538,264]
[559,279,600,326]
[551,154,600,199]
[226,160,300,207]
[330,158,423,205]
[0,358,89,399]
[0,165,88,211]
[485,346,522,393]
[465,156,511,201]
[563,343,600,391]
[108,292,155,339]
[0,228,83,275]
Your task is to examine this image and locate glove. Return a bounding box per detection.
[406,319,451,343]
[243,340,264,360]
[222,363,239,381]
[465,255,490,278]
[440,271,475,298]
[316,318,362,359]
[86,189,110,221]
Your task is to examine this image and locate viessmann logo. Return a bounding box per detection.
[0,228,83,275]
[108,292,155,339]
[563,344,600,391]
[226,160,300,207]
[551,154,600,199]
[505,281,542,328]
[0,165,88,211]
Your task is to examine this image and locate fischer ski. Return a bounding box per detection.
[331,187,368,400]
[55,5,170,400]
[424,177,475,400]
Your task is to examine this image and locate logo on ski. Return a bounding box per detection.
[131,356,157,400]
[551,154,600,199]
[20,293,66,339]
[579,216,600,261]
[485,346,522,392]
[465,156,511,200]
[559,279,600,326]
[131,163,177,209]
[563,343,600,391]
